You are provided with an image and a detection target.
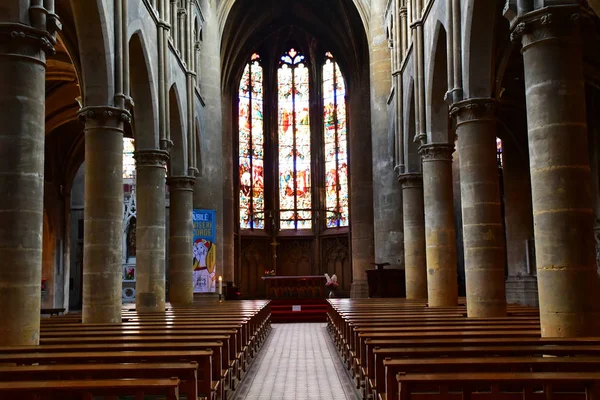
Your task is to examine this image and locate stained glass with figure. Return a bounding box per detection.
[278,48,312,229]
[239,53,265,229]
[323,53,349,227]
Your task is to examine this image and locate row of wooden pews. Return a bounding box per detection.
[0,299,271,399]
[327,298,600,400]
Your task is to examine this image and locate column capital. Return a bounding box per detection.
[419,143,454,162]
[167,176,196,191]
[134,150,169,168]
[508,5,582,48]
[77,106,132,126]
[398,172,423,188]
[0,22,57,62]
[450,98,496,125]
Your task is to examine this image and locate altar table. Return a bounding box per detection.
[261,275,327,299]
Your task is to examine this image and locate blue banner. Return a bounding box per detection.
[192,209,217,293]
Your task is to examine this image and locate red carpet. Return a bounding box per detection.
[269,299,328,323]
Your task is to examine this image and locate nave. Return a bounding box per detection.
[5,296,600,399]
[233,324,358,400]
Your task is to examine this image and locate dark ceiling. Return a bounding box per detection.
[221,0,370,92]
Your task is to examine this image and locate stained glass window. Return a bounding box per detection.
[496,137,503,168]
[278,48,312,230]
[123,138,136,180]
[239,53,265,229]
[323,53,349,227]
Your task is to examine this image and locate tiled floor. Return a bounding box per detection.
[233,323,360,400]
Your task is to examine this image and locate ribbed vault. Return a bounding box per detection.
[220,0,370,93]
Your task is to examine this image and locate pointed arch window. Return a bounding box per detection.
[239,53,265,229]
[323,53,349,227]
[237,49,350,233]
[278,48,312,230]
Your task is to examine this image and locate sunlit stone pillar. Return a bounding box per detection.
[167,176,195,305]
[511,5,600,336]
[0,21,55,345]
[452,98,506,317]
[419,143,458,307]
[369,0,404,272]
[399,173,427,300]
[135,150,169,312]
[80,107,129,324]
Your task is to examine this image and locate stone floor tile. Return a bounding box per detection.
[232,323,360,400]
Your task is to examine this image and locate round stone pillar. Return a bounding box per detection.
[512,6,600,336]
[451,99,506,317]
[419,143,458,307]
[167,176,195,305]
[0,23,53,345]
[79,107,129,324]
[399,173,427,300]
[135,150,169,312]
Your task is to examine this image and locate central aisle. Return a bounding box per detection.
[233,323,359,400]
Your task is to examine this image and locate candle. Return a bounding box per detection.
[218,276,223,296]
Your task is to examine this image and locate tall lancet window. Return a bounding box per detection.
[239,53,265,229]
[323,53,349,227]
[278,48,312,230]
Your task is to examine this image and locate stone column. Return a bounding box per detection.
[167,176,195,305]
[511,5,600,336]
[399,173,427,300]
[135,150,169,312]
[79,107,129,324]
[369,0,404,274]
[0,22,54,345]
[419,143,458,306]
[451,98,506,317]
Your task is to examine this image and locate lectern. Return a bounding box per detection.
[366,263,406,298]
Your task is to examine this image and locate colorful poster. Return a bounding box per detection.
[192,209,217,293]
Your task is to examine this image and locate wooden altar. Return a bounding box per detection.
[261,275,327,300]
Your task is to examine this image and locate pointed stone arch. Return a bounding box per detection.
[168,84,188,176]
[426,21,450,144]
[70,0,114,105]
[129,31,159,150]
[462,0,499,98]
[405,80,420,173]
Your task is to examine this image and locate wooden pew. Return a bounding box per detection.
[374,344,600,398]
[28,300,272,398]
[0,341,224,398]
[40,308,65,316]
[383,357,600,400]
[325,298,544,400]
[367,336,600,399]
[395,372,600,400]
[38,300,271,390]
[354,329,541,381]
[37,334,233,389]
[0,348,214,398]
[0,378,181,400]
[0,362,198,400]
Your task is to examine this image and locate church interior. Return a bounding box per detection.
[2,0,600,398]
